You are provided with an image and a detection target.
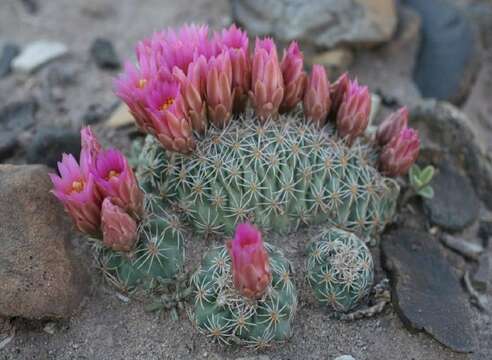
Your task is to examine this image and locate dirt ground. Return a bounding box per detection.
[1,0,491,359]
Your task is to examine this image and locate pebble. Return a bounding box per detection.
[90,38,120,70]
[0,43,20,78]
[334,356,356,360]
[12,40,68,73]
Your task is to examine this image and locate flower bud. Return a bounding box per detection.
[101,198,138,252]
[376,107,408,147]
[303,64,331,127]
[379,128,420,177]
[280,41,306,112]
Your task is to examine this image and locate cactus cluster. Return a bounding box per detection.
[189,225,297,348]
[137,114,399,241]
[306,227,374,312]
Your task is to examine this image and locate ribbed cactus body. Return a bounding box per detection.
[306,227,374,312]
[189,243,297,347]
[98,206,185,293]
[137,112,399,242]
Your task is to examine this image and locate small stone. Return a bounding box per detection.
[334,356,356,360]
[440,234,483,260]
[0,165,88,319]
[404,0,480,105]
[231,0,397,49]
[473,254,490,292]
[306,48,353,78]
[382,228,476,353]
[423,163,479,231]
[105,103,134,128]
[0,44,20,78]
[12,41,68,74]
[90,38,120,70]
[26,128,81,168]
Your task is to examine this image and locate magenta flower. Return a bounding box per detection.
[280,41,306,113]
[49,153,101,236]
[206,52,234,127]
[227,223,272,299]
[303,65,331,127]
[329,72,349,119]
[145,79,195,153]
[249,37,284,122]
[336,79,371,145]
[93,148,144,217]
[376,107,409,147]
[215,24,251,113]
[379,128,420,177]
[101,198,138,252]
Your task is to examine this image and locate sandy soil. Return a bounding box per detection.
[1,1,491,359]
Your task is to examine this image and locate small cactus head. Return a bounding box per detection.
[227,223,272,299]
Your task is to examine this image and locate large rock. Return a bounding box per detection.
[0,165,88,319]
[423,163,479,231]
[404,0,480,105]
[381,228,476,353]
[410,100,492,210]
[230,0,397,49]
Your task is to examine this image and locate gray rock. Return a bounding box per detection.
[0,165,88,319]
[0,44,20,78]
[404,0,480,105]
[230,0,397,49]
[423,164,479,231]
[440,234,483,260]
[473,254,489,292]
[26,128,81,168]
[12,41,68,73]
[410,100,492,210]
[90,38,120,70]
[382,228,476,353]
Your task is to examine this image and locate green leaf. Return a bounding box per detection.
[417,185,434,199]
[420,166,435,185]
[409,164,420,180]
[412,177,423,189]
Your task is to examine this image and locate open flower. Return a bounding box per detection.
[249,38,284,122]
[49,154,101,235]
[93,148,144,217]
[280,41,306,112]
[376,107,408,147]
[206,51,234,127]
[303,64,330,127]
[227,223,272,299]
[336,79,371,145]
[379,128,420,176]
[101,198,138,252]
[145,79,195,153]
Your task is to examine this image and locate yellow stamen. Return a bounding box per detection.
[71,180,84,193]
[160,97,175,111]
[106,170,120,180]
[138,78,147,89]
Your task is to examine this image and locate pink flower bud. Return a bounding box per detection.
[376,107,409,147]
[280,41,306,113]
[101,198,138,252]
[206,52,234,127]
[329,72,349,119]
[249,38,284,122]
[80,126,102,171]
[215,24,251,113]
[49,154,102,236]
[93,148,144,217]
[379,128,420,177]
[303,65,331,127]
[227,223,272,299]
[336,79,371,146]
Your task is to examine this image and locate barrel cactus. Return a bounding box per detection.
[306,227,374,312]
[189,224,297,348]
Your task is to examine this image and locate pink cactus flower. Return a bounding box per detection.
[329,72,349,119]
[206,52,234,127]
[215,24,251,113]
[376,107,409,147]
[49,153,101,236]
[280,41,306,113]
[379,128,420,177]
[303,65,331,127]
[336,79,371,146]
[173,55,209,133]
[93,148,144,217]
[145,79,195,153]
[227,223,272,299]
[249,37,284,122]
[101,198,138,252]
